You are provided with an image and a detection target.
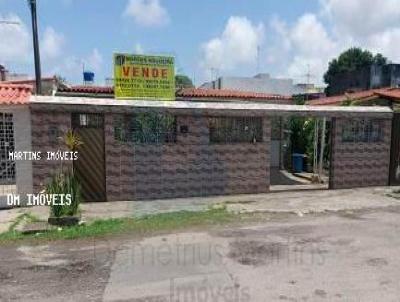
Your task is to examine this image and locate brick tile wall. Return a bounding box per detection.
[31,110,72,192]
[105,114,270,200]
[330,117,392,189]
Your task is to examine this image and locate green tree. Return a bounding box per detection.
[175,74,194,89]
[324,48,387,95]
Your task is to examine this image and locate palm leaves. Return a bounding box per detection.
[64,129,83,152]
[47,129,83,218]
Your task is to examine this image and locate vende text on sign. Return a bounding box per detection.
[114,53,175,100]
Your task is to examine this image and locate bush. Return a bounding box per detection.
[46,171,81,218]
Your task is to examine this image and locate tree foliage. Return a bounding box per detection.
[175,74,194,89]
[324,48,387,93]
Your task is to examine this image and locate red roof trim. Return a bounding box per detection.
[57,86,293,102]
[176,88,292,101]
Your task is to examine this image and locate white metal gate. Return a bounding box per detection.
[0,112,15,195]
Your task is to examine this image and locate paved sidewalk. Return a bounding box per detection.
[0,186,399,234]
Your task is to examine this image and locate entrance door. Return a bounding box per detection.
[72,113,106,202]
[390,112,400,186]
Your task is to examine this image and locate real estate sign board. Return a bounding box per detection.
[114,53,175,100]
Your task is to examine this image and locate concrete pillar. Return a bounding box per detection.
[13,107,33,205]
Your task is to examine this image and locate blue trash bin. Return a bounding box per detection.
[292,153,304,173]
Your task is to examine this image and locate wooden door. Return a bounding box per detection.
[72,113,106,202]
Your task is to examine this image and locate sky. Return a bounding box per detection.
[1,0,400,87]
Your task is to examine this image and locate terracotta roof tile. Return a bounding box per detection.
[307,88,393,106]
[176,88,292,102]
[375,89,400,100]
[57,85,114,94]
[57,86,293,102]
[0,84,32,105]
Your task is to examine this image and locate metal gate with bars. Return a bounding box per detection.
[0,112,15,195]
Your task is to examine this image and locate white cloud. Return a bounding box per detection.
[201,16,264,72]
[364,28,400,63]
[47,48,103,82]
[86,48,103,71]
[321,0,400,36]
[0,13,30,63]
[199,0,400,86]
[123,0,169,27]
[41,27,65,60]
[286,14,339,83]
[290,14,336,57]
[264,0,400,85]
[134,43,144,54]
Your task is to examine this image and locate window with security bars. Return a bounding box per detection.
[209,117,263,144]
[72,113,104,128]
[0,113,15,183]
[342,119,384,143]
[114,113,177,144]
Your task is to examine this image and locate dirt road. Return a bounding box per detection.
[1,207,400,301]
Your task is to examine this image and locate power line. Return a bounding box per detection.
[302,64,315,86]
[0,21,21,25]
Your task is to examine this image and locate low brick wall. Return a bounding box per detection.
[105,115,270,200]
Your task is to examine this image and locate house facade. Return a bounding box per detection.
[28,95,392,201]
[0,85,394,203]
[327,64,400,96]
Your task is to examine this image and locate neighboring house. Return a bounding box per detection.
[200,73,310,96]
[308,87,400,186]
[2,77,61,96]
[0,65,29,82]
[0,64,64,96]
[327,64,400,96]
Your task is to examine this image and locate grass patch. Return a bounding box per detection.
[0,208,238,245]
[8,212,43,232]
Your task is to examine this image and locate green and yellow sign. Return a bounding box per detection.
[114,53,175,100]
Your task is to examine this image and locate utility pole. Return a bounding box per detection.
[28,0,42,95]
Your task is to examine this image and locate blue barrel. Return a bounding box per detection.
[292,153,304,173]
